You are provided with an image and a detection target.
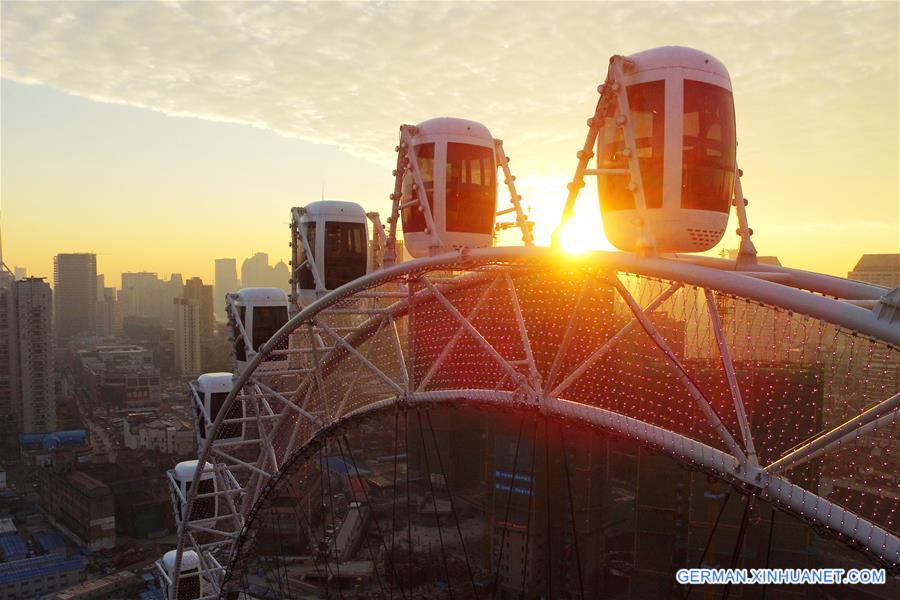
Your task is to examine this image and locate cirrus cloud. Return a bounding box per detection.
[2,1,896,174]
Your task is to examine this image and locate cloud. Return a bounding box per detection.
[1,0,897,175]
[758,220,897,232]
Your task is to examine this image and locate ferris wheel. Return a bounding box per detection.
[157,47,899,599]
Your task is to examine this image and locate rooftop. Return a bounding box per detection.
[65,471,111,497]
[54,569,137,599]
[0,554,83,585]
[33,530,65,553]
[0,533,27,560]
[851,253,900,272]
[0,518,15,536]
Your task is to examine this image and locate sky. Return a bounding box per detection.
[1,1,898,287]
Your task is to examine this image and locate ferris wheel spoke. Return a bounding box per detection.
[316,316,405,396]
[253,377,323,428]
[335,435,389,599]
[548,280,682,398]
[521,419,538,597]
[503,272,540,392]
[320,443,346,597]
[414,410,454,598]
[424,410,479,598]
[767,392,900,475]
[388,315,410,391]
[610,276,749,466]
[420,275,535,397]
[416,274,504,392]
[559,425,586,599]
[492,416,525,596]
[307,322,334,424]
[704,288,758,464]
[544,276,593,394]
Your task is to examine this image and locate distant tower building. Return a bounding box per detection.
[95,286,121,337]
[121,272,158,318]
[13,278,56,433]
[174,298,201,375]
[13,266,26,281]
[0,271,17,438]
[848,254,900,288]
[165,274,184,328]
[120,271,179,327]
[272,260,291,293]
[169,273,184,298]
[214,258,240,321]
[183,277,215,339]
[54,253,97,340]
[241,252,271,289]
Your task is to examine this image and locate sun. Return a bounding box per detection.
[495,173,617,253]
[555,198,616,255]
[558,217,597,255]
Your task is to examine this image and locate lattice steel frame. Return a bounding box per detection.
[168,247,899,598]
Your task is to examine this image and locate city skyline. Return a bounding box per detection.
[2,1,898,285]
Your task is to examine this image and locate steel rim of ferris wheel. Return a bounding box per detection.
[165,246,899,598]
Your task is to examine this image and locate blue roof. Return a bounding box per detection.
[140,587,164,600]
[33,531,65,553]
[19,429,87,449]
[325,456,371,476]
[0,534,27,560]
[0,554,84,584]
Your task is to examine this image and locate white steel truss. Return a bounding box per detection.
[166,248,899,598]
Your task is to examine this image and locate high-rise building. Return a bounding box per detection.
[214,258,240,321]
[169,273,184,299]
[174,298,201,376]
[95,286,122,337]
[0,271,17,438]
[848,253,900,288]
[54,253,97,340]
[241,252,271,289]
[183,277,215,339]
[272,260,290,293]
[120,272,158,317]
[13,266,26,280]
[121,271,181,327]
[241,253,291,292]
[12,277,56,433]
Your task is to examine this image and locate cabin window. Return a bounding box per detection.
[445,142,496,234]
[251,306,288,352]
[178,572,200,600]
[209,391,241,440]
[232,306,246,362]
[192,478,215,520]
[681,80,736,212]
[401,143,435,234]
[195,399,206,440]
[324,222,367,289]
[299,222,317,290]
[598,80,666,211]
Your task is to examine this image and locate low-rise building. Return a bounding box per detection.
[848,253,900,288]
[38,470,115,551]
[0,554,84,600]
[72,341,161,413]
[53,569,138,599]
[0,534,26,562]
[0,520,14,537]
[18,430,91,468]
[122,413,194,456]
